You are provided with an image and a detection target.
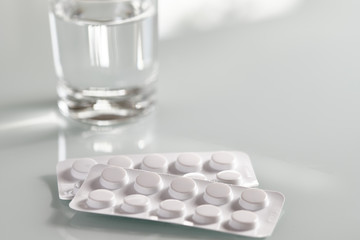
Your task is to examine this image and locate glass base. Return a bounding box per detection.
[57,82,156,126]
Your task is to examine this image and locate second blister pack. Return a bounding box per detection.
[57,151,259,199]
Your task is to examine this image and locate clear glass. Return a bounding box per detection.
[49,0,158,126]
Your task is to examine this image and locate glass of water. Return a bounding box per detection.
[49,0,158,125]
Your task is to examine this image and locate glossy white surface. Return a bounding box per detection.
[0,0,360,239]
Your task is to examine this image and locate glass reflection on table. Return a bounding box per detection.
[57,114,156,162]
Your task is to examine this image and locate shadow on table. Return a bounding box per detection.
[41,174,253,240]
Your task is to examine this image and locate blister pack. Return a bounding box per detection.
[57,151,259,200]
[69,164,284,238]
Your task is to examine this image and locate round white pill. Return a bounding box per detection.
[229,210,259,231]
[183,172,207,180]
[193,205,221,225]
[87,189,115,209]
[141,154,168,172]
[239,189,269,211]
[175,153,202,173]
[216,170,242,184]
[107,156,134,168]
[134,171,163,195]
[121,194,151,213]
[203,182,233,205]
[99,167,128,189]
[168,177,197,200]
[209,152,236,171]
[71,158,97,180]
[157,199,185,219]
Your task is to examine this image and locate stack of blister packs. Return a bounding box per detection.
[56,151,285,238]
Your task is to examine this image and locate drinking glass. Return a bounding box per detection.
[49,0,158,125]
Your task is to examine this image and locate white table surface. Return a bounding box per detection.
[1,0,359,239]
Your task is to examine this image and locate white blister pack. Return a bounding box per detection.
[69,164,284,238]
[57,151,259,200]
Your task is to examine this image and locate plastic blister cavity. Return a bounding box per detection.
[158,199,186,219]
[107,156,134,168]
[140,154,168,172]
[239,189,269,211]
[134,171,163,195]
[99,167,129,190]
[203,182,233,206]
[69,165,285,238]
[121,194,151,213]
[70,158,97,180]
[229,210,259,231]
[168,177,198,200]
[175,153,202,173]
[86,189,116,209]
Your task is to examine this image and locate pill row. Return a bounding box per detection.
[86,190,261,231]
[90,166,266,209]
[70,164,284,238]
[57,151,258,200]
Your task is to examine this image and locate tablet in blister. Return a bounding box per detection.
[69,164,284,238]
[57,151,258,200]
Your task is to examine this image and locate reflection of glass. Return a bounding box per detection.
[58,114,155,161]
[49,0,158,125]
